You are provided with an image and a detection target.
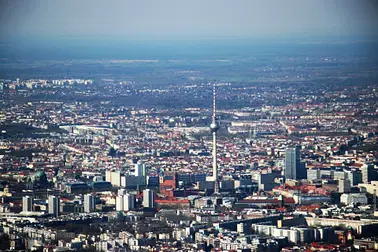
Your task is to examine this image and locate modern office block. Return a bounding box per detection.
[123,193,135,211]
[48,195,60,217]
[84,194,95,213]
[143,189,154,208]
[135,161,146,177]
[285,146,306,180]
[22,196,33,212]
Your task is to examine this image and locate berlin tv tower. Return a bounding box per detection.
[209,83,220,194]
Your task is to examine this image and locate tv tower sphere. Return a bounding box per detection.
[210,122,219,132]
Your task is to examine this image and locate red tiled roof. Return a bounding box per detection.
[155,199,189,204]
[239,199,279,204]
[283,197,295,204]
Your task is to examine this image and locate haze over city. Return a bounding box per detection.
[1,0,378,39]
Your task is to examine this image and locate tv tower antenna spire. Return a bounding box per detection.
[213,83,216,121]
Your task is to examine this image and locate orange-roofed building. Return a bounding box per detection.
[155,199,190,209]
[296,204,320,212]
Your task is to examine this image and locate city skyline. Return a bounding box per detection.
[1,0,378,251]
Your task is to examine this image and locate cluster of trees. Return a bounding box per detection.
[0,234,10,250]
[64,223,101,235]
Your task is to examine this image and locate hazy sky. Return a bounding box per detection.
[1,0,378,40]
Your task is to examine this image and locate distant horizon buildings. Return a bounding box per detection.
[284,146,307,180]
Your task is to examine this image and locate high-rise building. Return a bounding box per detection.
[284,147,300,179]
[115,190,135,211]
[338,178,351,193]
[123,193,135,211]
[346,169,363,186]
[22,196,33,212]
[361,164,377,183]
[105,171,122,187]
[284,146,306,180]
[116,195,124,211]
[143,189,154,208]
[48,195,60,217]
[116,189,126,211]
[84,194,95,213]
[135,161,146,177]
[105,171,112,183]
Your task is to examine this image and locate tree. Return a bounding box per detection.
[77,247,97,252]
[108,147,117,157]
[0,233,10,250]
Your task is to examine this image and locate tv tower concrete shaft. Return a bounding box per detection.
[209,83,220,193]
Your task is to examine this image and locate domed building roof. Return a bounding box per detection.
[33,171,48,184]
[34,171,46,178]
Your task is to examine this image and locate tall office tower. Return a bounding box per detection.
[338,178,351,193]
[143,189,154,208]
[123,193,135,211]
[111,171,122,187]
[116,195,124,211]
[22,196,33,212]
[135,161,146,177]
[346,169,363,186]
[105,170,112,183]
[210,83,220,194]
[84,194,95,213]
[284,146,306,180]
[361,164,376,183]
[48,195,60,217]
